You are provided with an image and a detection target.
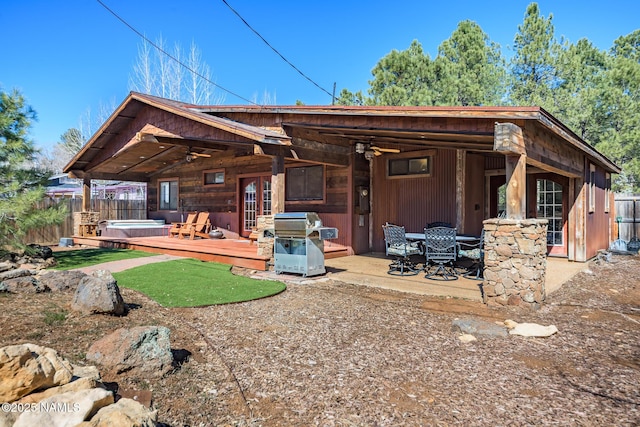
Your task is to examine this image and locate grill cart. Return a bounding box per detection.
[273,212,338,277]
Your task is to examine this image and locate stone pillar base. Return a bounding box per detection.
[482,218,548,310]
[73,211,100,236]
[256,215,275,263]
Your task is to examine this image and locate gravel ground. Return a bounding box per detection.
[177,254,640,426]
[1,253,638,426]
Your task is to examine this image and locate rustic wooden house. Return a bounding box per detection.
[64,92,620,263]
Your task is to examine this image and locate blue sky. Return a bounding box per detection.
[2,1,638,151]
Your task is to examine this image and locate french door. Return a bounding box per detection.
[240,176,272,237]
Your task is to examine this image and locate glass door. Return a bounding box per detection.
[240,176,271,237]
[536,179,566,256]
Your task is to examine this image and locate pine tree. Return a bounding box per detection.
[509,2,560,108]
[0,88,66,253]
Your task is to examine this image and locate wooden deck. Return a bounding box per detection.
[72,235,349,270]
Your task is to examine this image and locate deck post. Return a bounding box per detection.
[494,123,527,220]
[271,155,285,214]
[82,176,91,212]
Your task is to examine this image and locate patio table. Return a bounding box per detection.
[405,233,478,242]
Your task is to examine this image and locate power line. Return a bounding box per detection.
[96,0,259,105]
[220,0,335,101]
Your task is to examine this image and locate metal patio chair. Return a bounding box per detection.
[424,226,458,280]
[427,221,453,229]
[382,223,422,276]
[457,229,485,280]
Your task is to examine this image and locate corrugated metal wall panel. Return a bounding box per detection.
[371,149,458,252]
[318,213,351,249]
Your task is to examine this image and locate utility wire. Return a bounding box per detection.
[96,0,259,105]
[220,0,335,101]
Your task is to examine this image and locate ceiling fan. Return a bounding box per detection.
[355,142,400,157]
[185,147,211,162]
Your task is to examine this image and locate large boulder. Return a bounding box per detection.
[86,326,173,377]
[71,270,125,315]
[19,375,103,404]
[0,276,47,293]
[13,388,114,427]
[0,344,74,402]
[78,398,158,427]
[37,270,88,293]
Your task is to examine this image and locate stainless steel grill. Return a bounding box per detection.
[273,212,338,277]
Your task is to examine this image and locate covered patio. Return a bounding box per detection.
[71,234,585,301]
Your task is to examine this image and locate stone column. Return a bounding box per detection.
[256,215,275,261]
[482,218,548,310]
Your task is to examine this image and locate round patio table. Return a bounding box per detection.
[405,233,478,242]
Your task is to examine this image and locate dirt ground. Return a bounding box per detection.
[1,253,639,426]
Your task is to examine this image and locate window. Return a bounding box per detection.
[605,172,611,213]
[537,179,563,245]
[203,169,225,186]
[589,164,596,213]
[285,165,324,201]
[262,180,272,215]
[388,156,431,178]
[159,179,178,210]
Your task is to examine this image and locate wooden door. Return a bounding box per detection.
[240,176,271,237]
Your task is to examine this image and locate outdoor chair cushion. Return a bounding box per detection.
[458,247,481,260]
[387,242,421,257]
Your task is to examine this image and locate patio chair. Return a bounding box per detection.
[424,226,458,281]
[168,211,198,238]
[427,221,453,229]
[457,229,485,280]
[179,211,212,240]
[382,223,422,276]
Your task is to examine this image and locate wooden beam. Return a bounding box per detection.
[82,177,91,212]
[505,154,527,219]
[494,122,526,155]
[271,156,285,214]
[291,137,351,155]
[255,143,349,167]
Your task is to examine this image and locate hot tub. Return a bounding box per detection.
[98,219,168,238]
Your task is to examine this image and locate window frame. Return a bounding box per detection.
[536,179,564,246]
[386,150,435,180]
[158,177,179,211]
[285,164,325,203]
[203,168,225,187]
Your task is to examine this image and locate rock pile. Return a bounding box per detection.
[1,249,125,316]
[1,246,176,425]
[0,343,157,427]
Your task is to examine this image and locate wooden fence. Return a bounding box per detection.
[24,199,147,245]
[614,195,639,242]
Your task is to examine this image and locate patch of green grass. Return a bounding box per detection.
[52,248,156,270]
[113,259,286,307]
[43,309,67,326]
